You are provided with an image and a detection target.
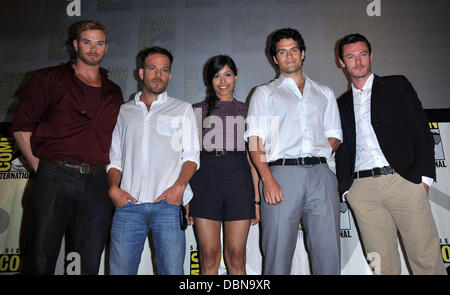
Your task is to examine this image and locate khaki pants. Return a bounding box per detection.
[347,173,446,275]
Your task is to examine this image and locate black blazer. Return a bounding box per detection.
[335,75,435,197]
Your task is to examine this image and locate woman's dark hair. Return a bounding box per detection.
[203,55,238,116]
[338,33,372,60]
[269,28,306,60]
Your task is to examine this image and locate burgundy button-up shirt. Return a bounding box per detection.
[10,62,123,167]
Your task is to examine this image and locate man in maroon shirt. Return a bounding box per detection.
[10,20,123,274]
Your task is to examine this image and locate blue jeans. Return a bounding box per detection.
[109,200,186,275]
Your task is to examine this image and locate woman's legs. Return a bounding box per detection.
[194,217,222,275]
[223,219,251,275]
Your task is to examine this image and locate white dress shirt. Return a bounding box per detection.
[107,91,200,205]
[244,74,342,161]
[352,73,433,187]
[353,73,390,172]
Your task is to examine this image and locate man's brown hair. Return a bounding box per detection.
[71,19,108,42]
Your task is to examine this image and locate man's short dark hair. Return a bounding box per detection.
[269,28,306,59]
[338,33,372,60]
[137,46,174,70]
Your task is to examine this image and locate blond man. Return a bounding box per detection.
[11,20,123,274]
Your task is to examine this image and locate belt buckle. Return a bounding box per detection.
[80,163,90,174]
[215,150,221,157]
[373,168,381,178]
[382,166,392,175]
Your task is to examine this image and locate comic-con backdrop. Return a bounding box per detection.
[0,0,449,274]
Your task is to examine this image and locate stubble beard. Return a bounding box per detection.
[350,63,372,80]
[280,60,303,75]
[77,50,103,66]
[144,79,168,96]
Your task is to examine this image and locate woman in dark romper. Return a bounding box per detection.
[189,55,260,275]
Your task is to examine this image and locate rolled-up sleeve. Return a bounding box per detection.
[181,105,200,170]
[106,110,124,172]
[323,88,343,143]
[10,70,51,133]
[244,86,270,144]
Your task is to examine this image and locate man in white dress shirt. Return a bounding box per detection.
[107,47,200,274]
[245,28,343,275]
[335,33,446,275]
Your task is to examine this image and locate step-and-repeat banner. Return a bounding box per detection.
[1,115,449,274]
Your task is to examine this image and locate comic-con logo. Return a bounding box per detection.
[0,122,32,176]
[430,122,447,168]
[440,238,450,273]
[0,254,21,272]
[0,136,14,172]
[190,248,227,275]
[441,243,450,264]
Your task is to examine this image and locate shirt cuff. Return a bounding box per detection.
[10,125,35,133]
[181,153,200,171]
[243,129,266,144]
[421,176,434,187]
[324,129,343,142]
[106,163,122,173]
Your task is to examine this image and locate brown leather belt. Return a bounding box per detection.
[44,159,105,176]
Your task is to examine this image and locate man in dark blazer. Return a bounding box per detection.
[335,33,446,275]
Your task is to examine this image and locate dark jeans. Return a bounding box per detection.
[24,160,114,274]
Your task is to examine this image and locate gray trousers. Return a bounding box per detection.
[260,163,341,275]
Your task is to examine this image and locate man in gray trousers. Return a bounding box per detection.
[245,28,342,275]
